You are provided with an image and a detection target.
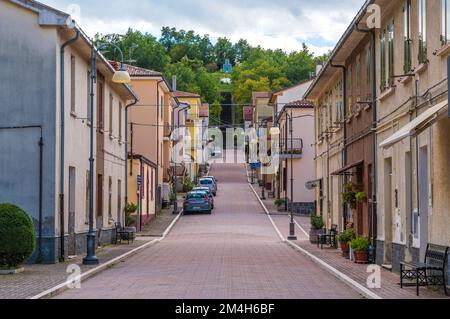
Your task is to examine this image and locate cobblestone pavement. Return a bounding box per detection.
[55,163,362,299]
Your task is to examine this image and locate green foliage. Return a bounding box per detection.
[125,202,138,213]
[124,203,138,227]
[350,236,371,252]
[183,178,195,192]
[355,192,367,203]
[0,204,36,268]
[342,183,357,206]
[310,214,325,230]
[274,198,285,207]
[336,228,356,243]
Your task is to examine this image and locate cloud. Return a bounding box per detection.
[45,0,363,54]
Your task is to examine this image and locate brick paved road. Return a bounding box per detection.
[55,163,362,299]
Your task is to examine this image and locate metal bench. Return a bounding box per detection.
[400,244,449,296]
[114,222,136,245]
[317,225,338,249]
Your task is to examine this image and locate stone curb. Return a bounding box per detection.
[248,182,383,300]
[30,210,183,299]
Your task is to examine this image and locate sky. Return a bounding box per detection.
[45,0,364,56]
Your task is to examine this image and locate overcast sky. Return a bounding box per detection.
[45,0,363,56]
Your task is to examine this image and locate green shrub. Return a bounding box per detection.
[355,192,367,203]
[274,198,285,207]
[125,202,138,213]
[310,214,325,230]
[350,236,370,252]
[0,204,36,268]
[336,228,356,243]
[183,178,195,192]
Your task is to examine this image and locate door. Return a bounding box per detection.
[418,146,429,261]
[96,174,104,231]
[68,167,76,256]
[384,158,393,264]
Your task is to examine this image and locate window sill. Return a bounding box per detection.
[398,75,414,85]
[378,86,395,102]
[70,111,77,118]
[317,139,324,146]
[414,62,428,75]
[433,43,450,57]
[109,134,114,140]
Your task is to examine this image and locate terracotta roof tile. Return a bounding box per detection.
[109,61,162,77]
[285,99,314,109]
[173,90,201,98]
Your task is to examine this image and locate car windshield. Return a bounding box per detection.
[200,180,212,185]
[188,193,205,199]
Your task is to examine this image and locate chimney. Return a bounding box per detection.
[172,76,177,92]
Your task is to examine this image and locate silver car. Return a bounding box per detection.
[193,187,215,209]
[198,178,217,196]
[183,191,212,214]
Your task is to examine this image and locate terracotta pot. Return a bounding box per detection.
[340,241,350,258]
[353,251,369,264]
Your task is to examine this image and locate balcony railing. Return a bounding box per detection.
[280,138,303,155]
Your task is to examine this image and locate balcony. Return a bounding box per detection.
[279,138,303,159]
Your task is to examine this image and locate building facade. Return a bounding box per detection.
[0,0,136,263]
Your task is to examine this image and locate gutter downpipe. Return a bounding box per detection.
[124,98,138,225]
[330,61,347,228]
[355,24,378,261]
[59,30,80,262]
[156,80,164,213]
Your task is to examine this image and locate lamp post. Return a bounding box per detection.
[173,104,190,214]
[271,111,313,241]
[83,41,131,265]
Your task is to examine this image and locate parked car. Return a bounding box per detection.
[183,191,212,214]
[204,176,218,183]
[198,178,217,196]
[192,187,215,209]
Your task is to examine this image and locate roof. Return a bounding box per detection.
[174,90,201,98]
[284,100,314,109]
[112,62,162,77]
[273,79,314,95]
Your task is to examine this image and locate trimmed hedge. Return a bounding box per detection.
[0,204,35,268]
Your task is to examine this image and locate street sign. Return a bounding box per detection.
[137,175,142,186]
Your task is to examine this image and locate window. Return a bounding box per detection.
[418,0,427,64]
[355,54,361,98]
[108,176,112,219]
[109,93,113,136]
[117,180,122,219]
[151,168,154,201]
[85,170,90,223]
[388,19,395,87]
[118,102,123,141]
[380,29,386,91]
[441,0,450,45]
[404,0,412,73]
[70,55,76,113]
[87,71,91,122]
[347,65,352,113]
[146,168,149,215]
[160,95,164,120]
[365,45,372,100]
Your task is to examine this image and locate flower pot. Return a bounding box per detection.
[309,228,322,244]
[353,251,369,264]
[340,241,350,258]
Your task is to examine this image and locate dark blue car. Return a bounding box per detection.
[183,191,212,214]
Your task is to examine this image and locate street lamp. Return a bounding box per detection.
[83,41,131,266]
[173,104,190,215]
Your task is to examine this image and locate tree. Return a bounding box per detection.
[285,43,316,83]
[234,39,252,63]
[214,37,236,69]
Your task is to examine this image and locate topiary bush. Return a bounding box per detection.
[0,204,36,269]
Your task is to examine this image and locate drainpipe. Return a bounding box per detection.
[59,30,80,262]
[156,80,164,212]
[330,61,347,229]
[124,98,138,225]
[355,25,378,261]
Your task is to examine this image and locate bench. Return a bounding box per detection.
[400,244,449,296]
[317,225,338,249]
[114,222,136,245]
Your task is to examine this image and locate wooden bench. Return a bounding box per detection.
[400,244,449,296]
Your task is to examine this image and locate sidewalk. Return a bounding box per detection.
[253,184,450,299]
[0,205,181,300]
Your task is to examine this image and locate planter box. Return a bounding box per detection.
[309,229,322,244]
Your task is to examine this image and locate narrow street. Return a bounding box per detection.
[55,163,361,299]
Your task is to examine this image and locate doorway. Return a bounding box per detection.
[384,158,393,264]
[68,167,76,256]
[96,174,104,230]
[418,146,429,261]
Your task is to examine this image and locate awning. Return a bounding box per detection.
[380,100,448,148]
[331,160,364,176]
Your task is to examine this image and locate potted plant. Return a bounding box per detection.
[183,178,195,192]
[309,214,325,244]
[355,192,367,204]
[274,198,286,212]
[336,228,356,258]
[0,204,35,274]
[350,236,371,264]
[342,183,357,209]
[125,202,138,227]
